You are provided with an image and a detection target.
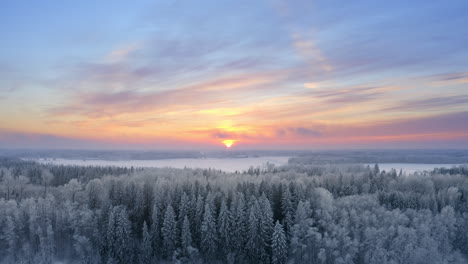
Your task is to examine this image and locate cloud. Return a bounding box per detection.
[201,129,264,142]
[294,127,322,137]
[298,85,399,105]
[211,131,232,139]
[433,72,468,82]
[0,130,98,149]
[277,127,322,138]
[290,32,332,72]
[105,44,140,63]
[327,111,468,138]
[47,71,285,118]
[382,95,468,112]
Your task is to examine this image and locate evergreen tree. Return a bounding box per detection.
[141,221,152,264]
[271,221,288,264]
[281,185,294,236]
[246,198,262,263]
[231,193,247,255]
[217,198,231,256]
[39,220,55,264]
[4,215,17,263]
[106,206,132,264]
[181,216,193,254]
[194,194,205,247]
[201,203,218,260]
[86,179,104,209]
[259,194,274,263]
[179,192,190,223]
[150,203,161,257]
[162,204,178,258]
[290,200,320,262]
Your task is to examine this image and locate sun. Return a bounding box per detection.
[222,139,237,148]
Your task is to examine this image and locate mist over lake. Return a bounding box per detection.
[30,156,464,174]
[32,156,291,172]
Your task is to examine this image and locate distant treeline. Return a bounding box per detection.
[0,158,467,263]
[289,149,468,164]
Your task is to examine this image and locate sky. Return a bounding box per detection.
[1,0,468,150]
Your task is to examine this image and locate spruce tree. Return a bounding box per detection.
[217,198,231,256]
[162,204,177,258]
[272,221,288,264]
[4,215,17,263]
[259,194,274,263]
[246,198,262,263]
[181,216,193,254]
[141,221,152,264]
[201,203,218,260]
[106,206,132,264]
[281,185,293,235]
[150,203,161,257]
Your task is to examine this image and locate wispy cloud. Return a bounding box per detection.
[277,127,322,137]
[382,95,468,112]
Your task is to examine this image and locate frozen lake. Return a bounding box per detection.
[371,163,463,174]
[33,156,291,172]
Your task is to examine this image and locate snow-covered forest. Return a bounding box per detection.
[0,158,467,264]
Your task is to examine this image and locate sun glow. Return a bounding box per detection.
[222,139,237,148]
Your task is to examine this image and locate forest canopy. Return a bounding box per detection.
[0,157,467,264]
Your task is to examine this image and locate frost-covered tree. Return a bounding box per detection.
[272,221,288,264]
[150,203,161,257]
[231,192,247,256]
[290,200,321,262]
[106,206,132,264]
[64,178,81,203]
[141,221,152,264]
[217,198,232,257]
[281,185,294,235]
[194,194,205,247]
[85,179,104,209]
[39,221,55,264]
[41,169,54,198]
[246,198,265,263]
[181,216,193,254]
[162,204,178,258]
[0,158,467,264]
[201,203,218,260]
[4,215,17,263]
[259,193,274,262]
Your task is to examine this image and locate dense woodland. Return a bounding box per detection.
[0,157,468,263]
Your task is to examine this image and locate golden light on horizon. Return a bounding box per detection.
[222,139,237,148]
